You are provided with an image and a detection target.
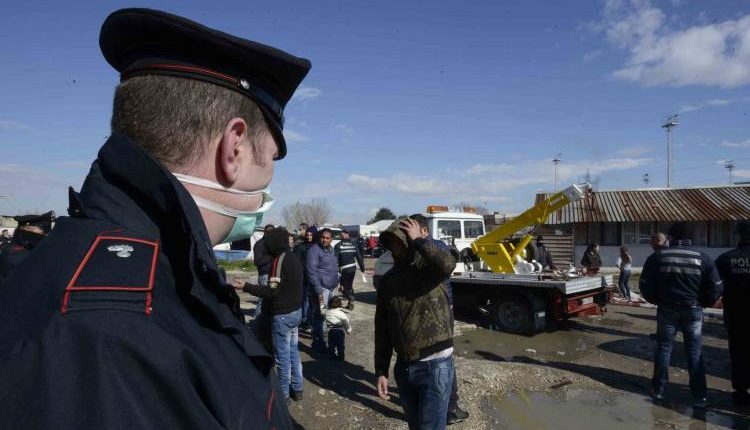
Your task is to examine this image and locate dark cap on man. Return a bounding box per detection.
[99,8,311,160]
[14,211,55,233]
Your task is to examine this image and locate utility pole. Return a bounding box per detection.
[642,173,650,187]
[724,160,736,185]
[661,114,679,188]
[553,153,561,192]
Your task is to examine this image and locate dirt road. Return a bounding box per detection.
[230,264,749,430]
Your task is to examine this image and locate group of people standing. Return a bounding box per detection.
[234,222,363,402]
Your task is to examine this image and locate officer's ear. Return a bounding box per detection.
[216,117,248,186]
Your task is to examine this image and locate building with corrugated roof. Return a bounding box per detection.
[535,184,750,266]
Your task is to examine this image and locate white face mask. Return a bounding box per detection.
[172,173,273,243]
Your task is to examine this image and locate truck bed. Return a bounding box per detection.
[451,272,613,295]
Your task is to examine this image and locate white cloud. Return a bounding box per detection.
[596,1,750,88]
[616,145,654,157]
[283,129,310,143]
[734,169,750,179]
[347,156,652,200]
[0,120,33,132]
[291,86,322,102]
[679,98,738,113]
[720,139,750,148]
[582,49,603,62]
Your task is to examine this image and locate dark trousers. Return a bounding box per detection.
[653,306,707,400]
[328,327,346,360]
[340,270,355,302]
[727,315,750,391]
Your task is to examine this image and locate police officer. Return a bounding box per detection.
[639,222,723,408]
[0,8,310,429]
[0,212,54,285]
[334,229,365,310]
[715,220,750,406]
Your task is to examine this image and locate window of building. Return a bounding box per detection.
[437,220,461,239]
[638,222,654,244]
[464,220,484,238]
[622,223,636,245]
[602,223,620,246]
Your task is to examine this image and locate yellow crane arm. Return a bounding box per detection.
[471,184,589,273]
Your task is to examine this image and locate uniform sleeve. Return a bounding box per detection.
[639,253,659,304]
[700,256,723,307]
[334,242,342,266]
[374,292,393,378]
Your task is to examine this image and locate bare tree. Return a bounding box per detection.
[281,198,332,228]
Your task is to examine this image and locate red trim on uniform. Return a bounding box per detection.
[126,63,239,85]
[61,235,159,315]
[266,389,275,421]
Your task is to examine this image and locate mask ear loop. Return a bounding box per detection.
[172,172,267,196]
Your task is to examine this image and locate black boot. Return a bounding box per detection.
[447,407,469,425]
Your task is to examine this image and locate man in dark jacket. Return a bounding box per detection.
[294,228,315,327]
[535,236,557,271]
[335,229,365,310]
[580,243,601,275]
[375,218,456,430]
[0,8,310,429]
[254,224,276,285]
[234,227,304,402]
[0,212,54,285]
[306,227,339,352]
[715,220,750,406]
[639,223,723,407]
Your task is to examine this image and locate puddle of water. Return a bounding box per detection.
[455,327,594,362]
[489,389,746,430]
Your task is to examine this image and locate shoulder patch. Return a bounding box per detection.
[61,234,159,315]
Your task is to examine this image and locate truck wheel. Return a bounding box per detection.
[492,295,532,334]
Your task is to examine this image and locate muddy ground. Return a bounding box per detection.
[230,261,749,430]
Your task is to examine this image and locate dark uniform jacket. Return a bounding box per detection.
[0,134,292,429]
[639,244,723,307]
[374,221,456,377]
[334,238,365,273]
[715,242,750,329]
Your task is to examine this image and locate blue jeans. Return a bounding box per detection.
[653,306,707,400]
[272,309,303,398]
[312,288,332,350]
[395,355,454,430]
[300,282,311,325]
[618,270,631,300]
[328,327,346,360]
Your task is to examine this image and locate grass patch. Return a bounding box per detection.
[217,259,257,272]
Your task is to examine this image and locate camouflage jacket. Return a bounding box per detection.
[374,224,456,377]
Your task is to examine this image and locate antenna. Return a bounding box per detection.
[724,160,736,185]
[661,114,679,188]
[642,173,650,186]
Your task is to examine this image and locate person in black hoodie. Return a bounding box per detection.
[235,227,305,402]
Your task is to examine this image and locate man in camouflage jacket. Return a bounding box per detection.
[374,217,456,430]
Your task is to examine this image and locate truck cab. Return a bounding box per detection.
[423,206,485,254]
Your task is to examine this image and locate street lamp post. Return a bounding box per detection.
[661,114,679,188]
[553,153,561,192]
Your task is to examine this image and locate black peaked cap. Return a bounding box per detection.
[99,8,311,160]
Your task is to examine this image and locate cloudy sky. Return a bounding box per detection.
[1,0,749,224]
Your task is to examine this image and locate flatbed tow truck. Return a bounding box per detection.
[425,184,613,334]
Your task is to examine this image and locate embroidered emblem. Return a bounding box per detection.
[107,244,134,258]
